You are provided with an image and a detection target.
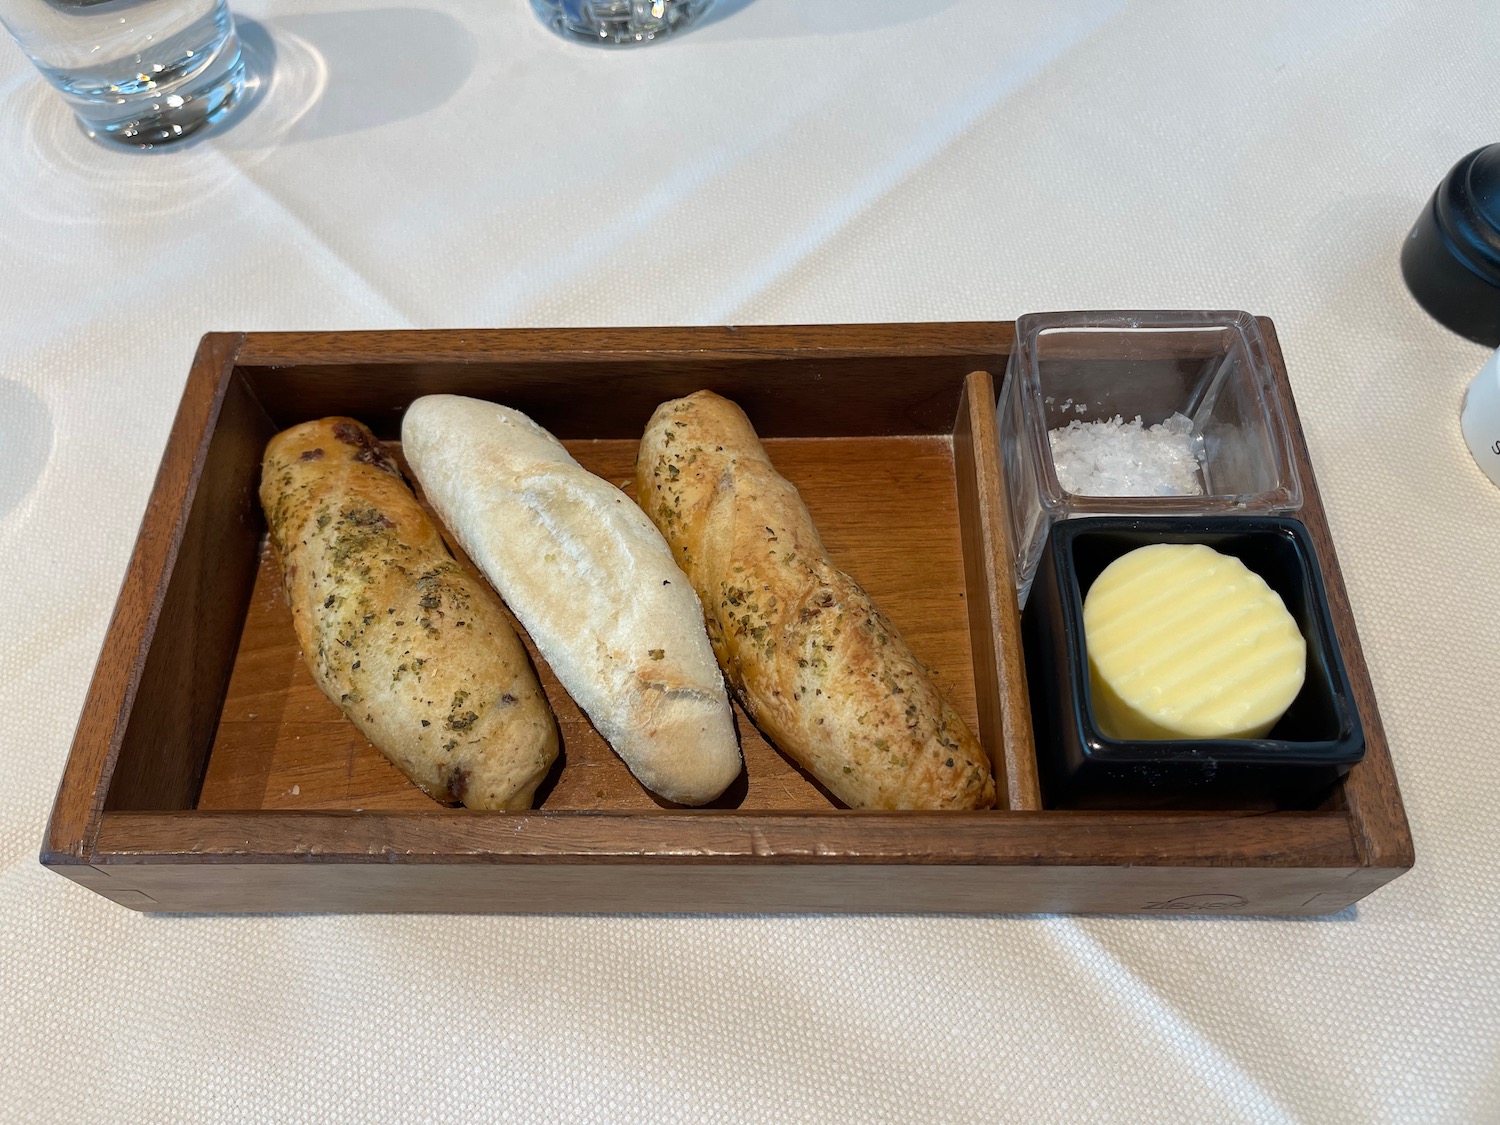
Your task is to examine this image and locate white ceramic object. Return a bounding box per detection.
[1461,347,1500,489]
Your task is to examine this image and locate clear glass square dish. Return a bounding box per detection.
[999,311,1303,604]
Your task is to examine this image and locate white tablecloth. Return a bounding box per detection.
[3,1,1497,1121]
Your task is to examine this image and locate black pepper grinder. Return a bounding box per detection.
[1402,145,1500,490]
[1401,144,1500,346]
[1398,145,1500,348]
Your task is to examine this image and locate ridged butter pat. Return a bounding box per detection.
[1083,543,1306,741]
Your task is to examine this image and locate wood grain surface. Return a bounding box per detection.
[233,323,1010,441]
[65,848,1395,916]
[197,434,981,813]
[954,371,1042,811]
[42,334,246,860]
[1256,317,1413,870]
[106,372,274,813]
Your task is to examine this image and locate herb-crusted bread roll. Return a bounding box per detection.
[636,391,996,810]
[401,395,742,807]
[260,417,559,809]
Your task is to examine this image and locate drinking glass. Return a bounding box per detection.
[0,0,245,146]
[530,0,715,46]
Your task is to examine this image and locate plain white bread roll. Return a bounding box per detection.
[402,395,741,805]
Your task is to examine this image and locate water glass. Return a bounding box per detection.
[530,0,715,45]
[0,0,245,146]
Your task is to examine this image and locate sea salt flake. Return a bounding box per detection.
[1048,412,1205,497]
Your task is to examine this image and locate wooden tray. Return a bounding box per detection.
[42,323,1413,914]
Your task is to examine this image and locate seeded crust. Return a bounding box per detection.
[259,417,558,809]
[635,391,995,810]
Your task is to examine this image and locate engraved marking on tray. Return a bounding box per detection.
[1142,893,1249,912]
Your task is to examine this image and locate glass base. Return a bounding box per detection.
[78,30,246,148]
[530,0,715,45]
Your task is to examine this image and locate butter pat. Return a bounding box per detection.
[1083,543,1306,740]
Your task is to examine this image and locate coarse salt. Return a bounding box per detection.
[1048,413,1204,497]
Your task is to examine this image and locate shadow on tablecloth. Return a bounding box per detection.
[0,380,52,521]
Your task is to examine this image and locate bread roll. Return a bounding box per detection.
[259,418,559,809]
[635,391,995,810]
[401,395,741,806]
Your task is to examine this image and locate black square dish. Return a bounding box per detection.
[1022,516,1365,808]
